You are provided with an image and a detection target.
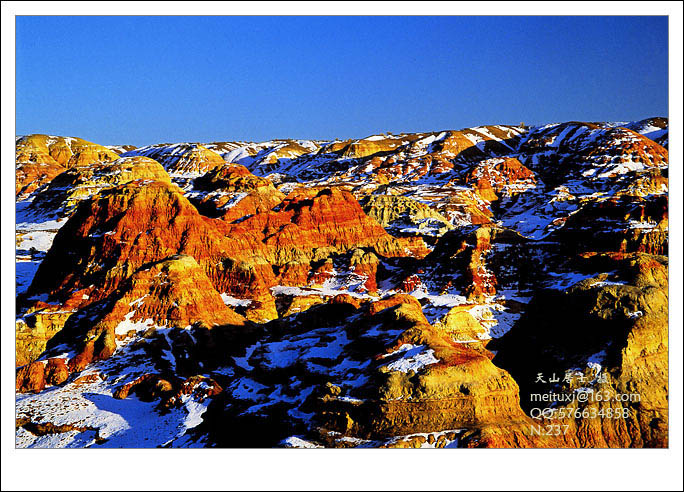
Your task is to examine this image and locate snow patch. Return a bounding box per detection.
[383,345,439,373]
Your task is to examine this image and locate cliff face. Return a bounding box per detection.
[15,118,669,448]
[490,253,668,448]
[345,296,537,440]
[44,255,247,378]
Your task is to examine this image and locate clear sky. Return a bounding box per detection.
[16,16,668,146]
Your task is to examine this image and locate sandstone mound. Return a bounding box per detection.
[491,253,668,447]
[192,162,286,222]
[201,292,559,448]
[16,134,120,169]
[16,134,119,198]
[25,179,273,307]
[29,156,172,216]
[466,157,536,201]
[363,194,453,237]
[48,254,247,374]
[122,143,225,176]
[21,180,429,359]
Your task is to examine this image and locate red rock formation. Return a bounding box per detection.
[44,358,70,386]
[16,161,66,199]
[57,255,248,373]
[465,227,498,300]
[426,226,498,301]
[29,182,425,307]
[519,122,668,185]
[367,293,420,317]
[466,157,536,201]
[400,274,422,293]
[193,163,285,222]
[113,373,174,401]
[27,180,273,306]
[16,119,668,449]
[238,187,428,258]
[585,127,668,169]
[16,362,46,393]
[330,293,363,309]
[349,249,380,292]
[163,376,223,408]
[21,179,429,375]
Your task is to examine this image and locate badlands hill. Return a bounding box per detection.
[15,119,668,448]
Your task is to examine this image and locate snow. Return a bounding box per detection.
[160,331,177,370]
[628,220,658,230]
[382,343,419,359]
[178,395,211,429]
[271,284,369,300]
[545,271,597,290]
[499,194,581,240]
[336,436,371,445]
[16,258,41,295]
[411,290,468,308]
[383,345,439,373]
[220,192,249,210]
[281,436,323,448]
[281,429,462,449]
[16,356,211,448]
[257,328,350,371]
[547,125,576,148]
[590,280,627,288]
[381,429,462,448]
[221,293,253,307]
[230,378,269,400]
[484,305,518,338]
[223,146,255,163]
[597,160,647,178]
[114,312,156,336]
[16,229,57,253]
[336,396,364,403]
[232,343,259,371]
[128,294,149,308]
[583,350,608,383]
[15,201,70,295]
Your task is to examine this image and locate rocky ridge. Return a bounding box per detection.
[15,117,668,448]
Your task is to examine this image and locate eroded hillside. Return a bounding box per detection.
[15,120,668,448]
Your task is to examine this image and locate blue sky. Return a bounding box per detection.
[16,16,668,146]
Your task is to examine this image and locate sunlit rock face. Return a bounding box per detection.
[15,134,121,199]
[15,118,669,448]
